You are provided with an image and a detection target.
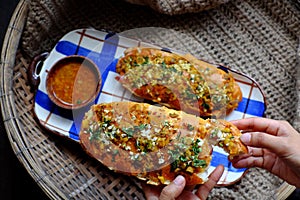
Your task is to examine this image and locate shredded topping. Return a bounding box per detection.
[80,102,244,185]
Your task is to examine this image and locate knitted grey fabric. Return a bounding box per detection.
[124,0,230,15]
[21,0,300,199]
[294,51,300,131]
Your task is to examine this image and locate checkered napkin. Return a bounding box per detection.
[34,28,266,185]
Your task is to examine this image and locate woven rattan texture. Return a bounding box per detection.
[7,0,298,199]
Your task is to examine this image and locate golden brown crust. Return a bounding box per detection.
[79,102,247,185]
[116,47,242,118]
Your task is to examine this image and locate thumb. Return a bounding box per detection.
[159,175,186,200]
[240,132,282,154]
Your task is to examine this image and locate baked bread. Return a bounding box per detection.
[116,47,242,118]
[79,102,247,185]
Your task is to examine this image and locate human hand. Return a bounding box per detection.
[142,165,224,200]
[230,117,300,188]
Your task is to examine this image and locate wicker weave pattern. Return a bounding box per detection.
[1,0,299,199]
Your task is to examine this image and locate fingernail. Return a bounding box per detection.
[240,133,251,144]
[173,175,185,185]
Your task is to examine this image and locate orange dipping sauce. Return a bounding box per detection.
[46,56,101,109]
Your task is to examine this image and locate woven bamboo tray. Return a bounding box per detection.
[1,0,299,199]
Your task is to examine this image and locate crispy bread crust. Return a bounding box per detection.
[116,47,242,118]
[79,102,247,185]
